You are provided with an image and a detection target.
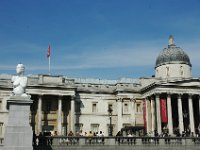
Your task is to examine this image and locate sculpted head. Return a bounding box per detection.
[16,63,25,75]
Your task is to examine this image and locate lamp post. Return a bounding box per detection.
[108,106,113,136]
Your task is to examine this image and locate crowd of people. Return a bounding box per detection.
[32,130,105,146]
[32,131,53,146]
[64,130,105,145]
[32,126,200,146]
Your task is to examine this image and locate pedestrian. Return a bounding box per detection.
[87,131,93,145]
[127,132,133,145]
[116,131,122,145]
[98,131,104,144]
[68,131,74,145]
[32,131,37,146]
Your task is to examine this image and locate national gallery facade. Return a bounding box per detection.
[0,36,200,137]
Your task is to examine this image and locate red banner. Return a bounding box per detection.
[160,99,168,123]
[143,99,147,131]
[47,44,50,58]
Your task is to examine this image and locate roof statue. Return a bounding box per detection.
[11,63,28,97]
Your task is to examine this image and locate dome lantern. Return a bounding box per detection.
[168,35,175,47]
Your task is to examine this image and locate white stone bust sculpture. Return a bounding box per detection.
[11,63,28,97]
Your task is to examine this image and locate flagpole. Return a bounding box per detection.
[48,56,51,75]
[47,44,51,75]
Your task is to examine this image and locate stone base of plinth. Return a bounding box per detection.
[3,96,33,150]
[3,147,33,150]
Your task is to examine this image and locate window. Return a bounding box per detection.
[136,103,141,112]
[92,103,97,113]
[75,123,83,132]
[124,103,129,113]
[108,104,113,111]
[0,123,3,137]
[91,124,99,133]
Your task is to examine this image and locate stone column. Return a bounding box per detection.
[199,96,200,125]
[151,97,156,132]
[146,98,151,133]
[130,98,136,126]
[57,96,62,135]
[177,94,184,134]
[117,98,123,132]
[188,94,195,134]
[70,96,75,133]
[37,95,42,134]
[166,93,173,135]
[155,94,162,134]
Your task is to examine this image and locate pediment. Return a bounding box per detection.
[158,78,200,87]
[141,78,200,93]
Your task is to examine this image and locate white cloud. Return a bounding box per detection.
[51,38,200,70]
[181,39,200,67]
[0,65,14,70]
[1,38,200,73]
[59,40,162,69]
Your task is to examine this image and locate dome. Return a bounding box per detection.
[155,36,192,68]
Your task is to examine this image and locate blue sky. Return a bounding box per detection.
[0,0,200,79]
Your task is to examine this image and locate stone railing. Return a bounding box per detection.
[33,136,200,148]
[2,136,200,150]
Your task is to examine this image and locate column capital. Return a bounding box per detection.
[38,94,43,99]
[116,97,123,102]
[71,95,76,101]
[177,93,182,99]
[155,94,160,99]
[167,93,171,98]
[146,96,151,101]
[130,98,136,102]
[166,92,171,95]
[150,95,155,100]
[58,95,63,99]
[188,94,193,99]
[154,93,161,98]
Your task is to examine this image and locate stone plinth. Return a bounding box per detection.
[3,96,33,150]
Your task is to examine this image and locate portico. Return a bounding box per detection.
[27,75,76,135]
[141,36,200,136]
[30,94,76,135]
[143,85,200,135]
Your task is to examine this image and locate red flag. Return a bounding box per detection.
[160,99,168,123]
[47,45,50,58]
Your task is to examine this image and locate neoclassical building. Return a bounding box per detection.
[0,36,199,137]
[143,36,200,135]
